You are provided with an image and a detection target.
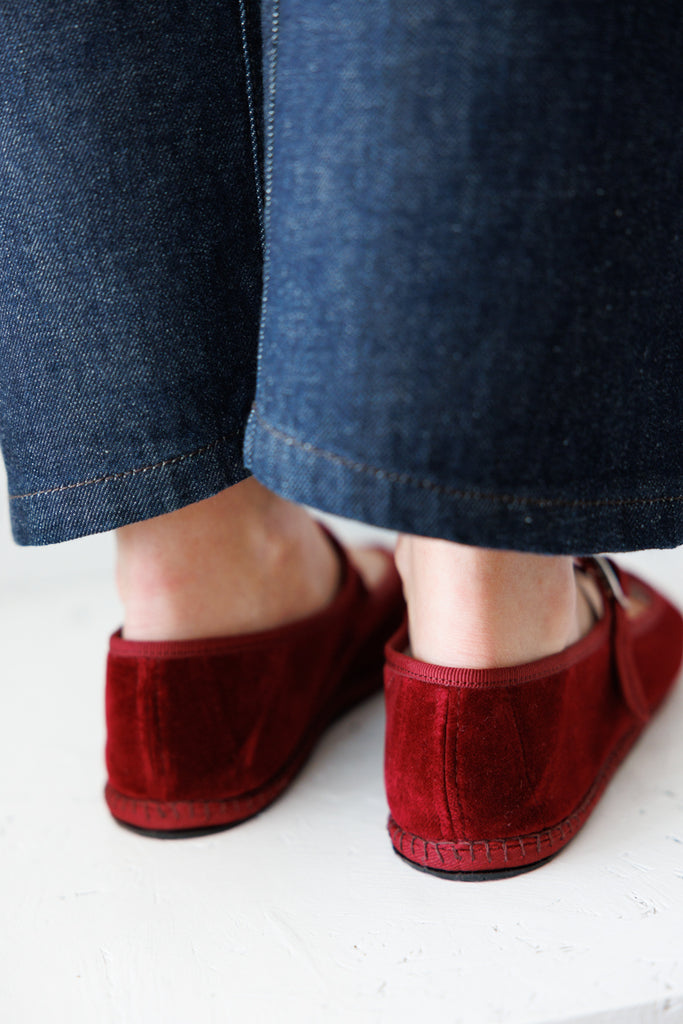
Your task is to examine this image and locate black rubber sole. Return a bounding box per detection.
[393,846,560,881]
[113,815,253,840]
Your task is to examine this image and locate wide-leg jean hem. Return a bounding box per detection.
[9,431,249,547]
[246,408,683,556]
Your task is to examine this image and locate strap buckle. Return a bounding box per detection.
[592,555,633,612]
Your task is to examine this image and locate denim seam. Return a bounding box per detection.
[238,0,265,249]
[254,0,281,385]
[251,406,683,509]
[9,431,240,501]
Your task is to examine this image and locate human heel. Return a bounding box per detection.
[384,559,683,879]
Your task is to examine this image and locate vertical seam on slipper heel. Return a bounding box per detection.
[507,693,533,791]
[136,660,166,800]
[451,688,467,837]
[441,693,456,838]
[151,663,172,798]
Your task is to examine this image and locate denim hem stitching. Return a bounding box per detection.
[9,431,240,502]
[253,0,281,384]
[251,406,683,510]
[238,0,265,249]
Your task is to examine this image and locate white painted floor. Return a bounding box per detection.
[1,480,683,1024]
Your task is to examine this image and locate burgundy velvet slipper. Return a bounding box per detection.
[384,558,683,880]
[105,531,404,836]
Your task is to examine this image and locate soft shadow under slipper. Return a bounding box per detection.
[384,558,683,880]
[105,530,404,836]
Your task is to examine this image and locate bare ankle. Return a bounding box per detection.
[116,479,339,641]
[396,534,594,669]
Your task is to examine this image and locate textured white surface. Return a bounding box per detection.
[1,480,682,1023]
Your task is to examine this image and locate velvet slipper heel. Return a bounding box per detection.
[384,558,683,880]
[105,531,404,836]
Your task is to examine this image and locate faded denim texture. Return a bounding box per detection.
[1,1,682,553]
[246,0,683,553]
[0,2,263,544]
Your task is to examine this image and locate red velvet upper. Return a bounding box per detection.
[384,563,683,848]
[106,534,404,823]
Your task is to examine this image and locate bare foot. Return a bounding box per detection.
[117,479,387,641]
[395,535,604,670]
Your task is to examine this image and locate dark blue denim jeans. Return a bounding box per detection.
[1,1,682,553]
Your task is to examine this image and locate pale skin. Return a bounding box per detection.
[117,477,604,668]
